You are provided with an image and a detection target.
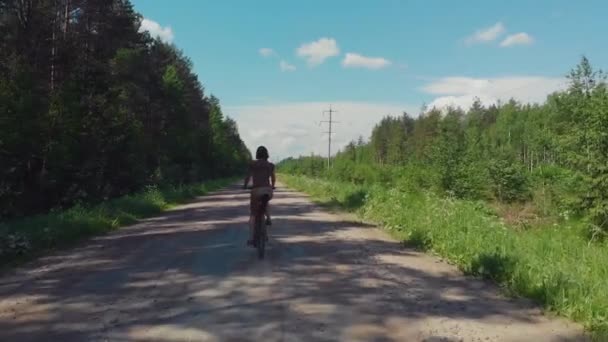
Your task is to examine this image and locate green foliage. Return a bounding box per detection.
[530,165,587,218]
[279,57,608,239]
[277,56,608,339]
[552,58,608,235]
[488,155,531,203]
[0,1,250,219]
[282,174,608,338]
[0,179,232,266]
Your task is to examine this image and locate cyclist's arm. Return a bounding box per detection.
[270,165,276,189]
[243,163,252,188]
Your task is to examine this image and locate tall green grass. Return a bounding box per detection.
[281,174,607,339]
[0,179,233,267]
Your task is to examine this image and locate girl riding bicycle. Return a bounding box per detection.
[243,146,276,246]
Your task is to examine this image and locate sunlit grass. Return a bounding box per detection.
[281,174,607,339]
[0,179,233,267]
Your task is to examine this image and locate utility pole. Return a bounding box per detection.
[321,105,338,169]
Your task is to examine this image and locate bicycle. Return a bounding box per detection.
[253,193,270,259]
[246,186,274,259]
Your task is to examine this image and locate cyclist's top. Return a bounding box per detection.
[249,160,274,188]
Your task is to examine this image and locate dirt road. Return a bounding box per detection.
[0,185,588,341]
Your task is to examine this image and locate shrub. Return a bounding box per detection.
[488,157,531,203]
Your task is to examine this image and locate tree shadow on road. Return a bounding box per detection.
[0,185,589,341]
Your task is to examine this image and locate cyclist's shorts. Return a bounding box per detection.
[250,186,273,214]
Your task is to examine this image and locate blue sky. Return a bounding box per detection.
[132,0,608,160]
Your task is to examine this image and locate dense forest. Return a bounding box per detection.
[280,57,608,238]
[0,0,250,219]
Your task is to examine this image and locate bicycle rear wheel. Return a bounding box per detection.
[255,194,270,260]
[257,228,265,259]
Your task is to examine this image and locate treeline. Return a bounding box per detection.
[279,57,608,236]
[0,0,250,218]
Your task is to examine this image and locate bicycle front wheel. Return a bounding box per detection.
[255,216,265,259]
[257,231,265,259]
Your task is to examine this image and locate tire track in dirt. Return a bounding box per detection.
[0,184,589,341]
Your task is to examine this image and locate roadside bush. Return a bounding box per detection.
[488,157,531,203]
[281,174,608,337]
[0,230,32,259]
[530,165,587,218]
[0,179,231,267]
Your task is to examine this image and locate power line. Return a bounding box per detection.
[321,104,339,169]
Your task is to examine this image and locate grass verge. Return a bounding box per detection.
[0,179,234,269]
[280,174,608,340]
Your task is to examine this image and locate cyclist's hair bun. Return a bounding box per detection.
[256,146,269,160]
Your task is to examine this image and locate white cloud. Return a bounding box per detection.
[465,22,505,45]
[342,53,391,69]
[281,136,297,146]
[296,38,340,66]
[423,77,490,95]
[279,60,296,72]
[259,48,275,57]
[226,101,418,161]
[139,18,174,43]
[249,129,270,139]
[500,33,534,47]
[422,76,566,110]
